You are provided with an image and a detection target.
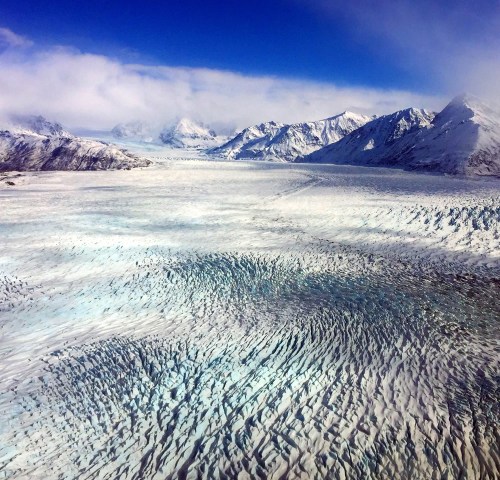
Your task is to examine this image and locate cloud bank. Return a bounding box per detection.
[0,29,445,131]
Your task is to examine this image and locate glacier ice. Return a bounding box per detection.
[0,160,498,479]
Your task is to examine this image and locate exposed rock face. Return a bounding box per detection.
[0,115,151,171]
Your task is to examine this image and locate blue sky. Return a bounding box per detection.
[0,0,498,129]
[0,0,437,91]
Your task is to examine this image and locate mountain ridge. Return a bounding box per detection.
[211,111,372,162]
[301,95,500,176]
[0,115,151,171]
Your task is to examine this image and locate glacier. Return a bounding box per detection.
[0,158,498,479]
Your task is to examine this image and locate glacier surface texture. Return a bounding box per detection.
[0,160,499,479]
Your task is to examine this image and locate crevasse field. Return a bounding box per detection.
[0,157,499,479]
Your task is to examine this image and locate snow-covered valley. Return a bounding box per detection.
[0,159,499,479]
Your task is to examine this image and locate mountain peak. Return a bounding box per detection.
[159,118,221,148]
[170,118,216,137]
[438,93,497,125]
[441,93,492,116]
[322,110,371,123]
[340,110,365,118]
[8,114,68,136]
[302,94,500,176]
[212,111,371,161]
[447,93,481,108]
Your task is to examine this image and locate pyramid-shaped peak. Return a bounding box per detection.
[340,110,371,118]
[448,93,480,107]
[171,118,216,137]
[443,93,490,113]
[393,106,430,116]
[438,94,497,124]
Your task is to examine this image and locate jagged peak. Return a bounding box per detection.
[393,106,432,117]
[242,120,284,135]
[8,114,68,136]
[256,120,282,128]
[355,107,434,129]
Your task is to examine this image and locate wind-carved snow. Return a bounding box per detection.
[0,160,498,479]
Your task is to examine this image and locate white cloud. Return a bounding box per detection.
[0,27,33,48]
[0,36,445,131]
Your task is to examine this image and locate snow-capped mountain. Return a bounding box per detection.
[301,95,500,176]
[300,108,435,166]
[160,118,222,148]
[0,115,151,171]
[109,118,227,149]
[9,114,69,137]
[211,112,372,162]
[210,120,285,160]
[402,94,500,176]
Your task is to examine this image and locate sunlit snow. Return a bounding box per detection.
[0,157,498,479]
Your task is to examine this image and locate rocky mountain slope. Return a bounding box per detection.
[0,116,151,171]
[404,94,500,175]
[300,108,435,166]
[211,112,372,162]
[302,95,500,176]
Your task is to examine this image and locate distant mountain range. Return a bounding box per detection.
[213,94,499,177]
[1,95,498,176]
[111,118,227,149]
[301,95,500,176]
[300,108,435,167]
[0,116,151,171]
[210,111,372,162]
